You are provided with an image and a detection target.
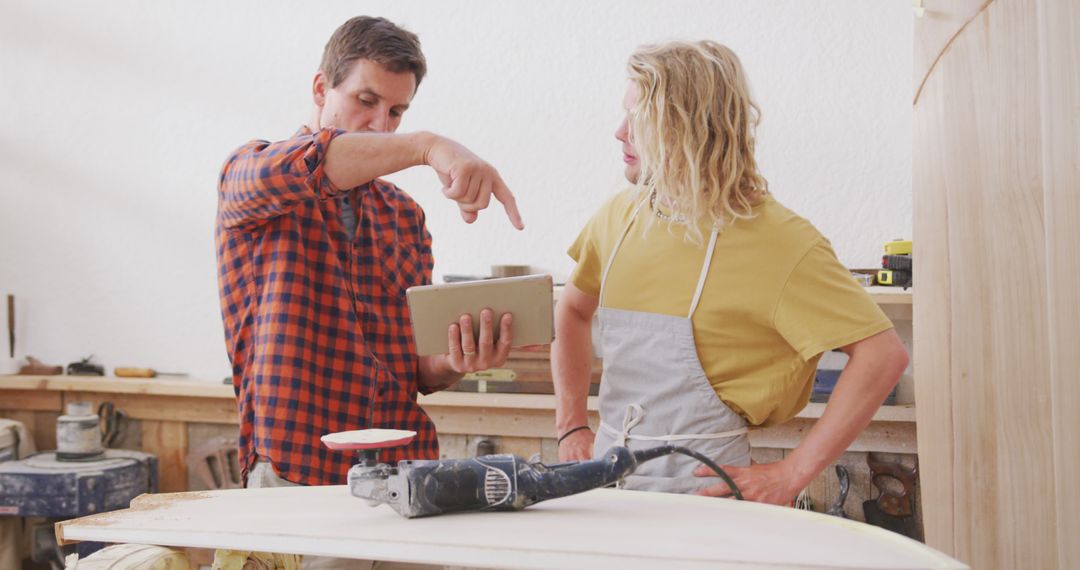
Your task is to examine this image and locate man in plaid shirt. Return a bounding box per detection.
[216,16,523,489]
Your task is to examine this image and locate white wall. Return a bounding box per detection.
[0,1,913,381]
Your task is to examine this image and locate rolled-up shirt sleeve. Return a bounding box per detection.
[218,127,345,230]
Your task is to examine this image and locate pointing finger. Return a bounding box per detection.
[492,179,524,230]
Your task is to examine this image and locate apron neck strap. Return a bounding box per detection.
[687,227,719,319]
[598,194,650,307]
[599,192,719,320]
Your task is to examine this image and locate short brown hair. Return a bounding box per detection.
[320,16,427,90]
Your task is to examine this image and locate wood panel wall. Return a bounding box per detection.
[913,0,1079,567]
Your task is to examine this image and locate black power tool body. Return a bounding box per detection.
[346,444,735,518]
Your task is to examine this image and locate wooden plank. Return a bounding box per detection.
[945,5,1053,569]
[912,0,957,554]
[1039,0,1080,567]
[56,486,966,569]
[142,420,188,493]
[915,1,1061,567]
[911,0,988,102]
[0,389,62,411]
[63,392,238,425]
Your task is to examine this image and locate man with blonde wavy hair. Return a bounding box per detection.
[552,41,909,504]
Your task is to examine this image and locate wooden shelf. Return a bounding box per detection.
[0,375,233,399]
[556,284,911,306]
[420,391,599,411]
[1,377,915,425]
[795,402,915,423]
[864,287,913,305]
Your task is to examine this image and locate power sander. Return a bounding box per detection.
[322,429,742,518]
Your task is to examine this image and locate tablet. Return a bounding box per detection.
[406,274,554,356]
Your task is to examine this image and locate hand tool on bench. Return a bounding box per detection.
[17,356,63,375]
[114,367,188,378]
[323,429,743,518]
[67,355,105,376]
[863,454,920,540]
[826,464,850,518]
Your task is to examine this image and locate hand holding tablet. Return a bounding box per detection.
[406,274,555,357]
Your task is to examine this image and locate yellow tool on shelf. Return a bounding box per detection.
[883,240,912,256]
[878,240,913,288]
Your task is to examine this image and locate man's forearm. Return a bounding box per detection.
[785,331,909,487]
[552,305,595,433]
[324,131,436,190]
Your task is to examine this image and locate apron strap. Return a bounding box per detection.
[598,193,651,307]
[687,226,720,319]
[616,403,645,447]
[600,423,749,443]
[599,403,747,446]
[598,191,720,318]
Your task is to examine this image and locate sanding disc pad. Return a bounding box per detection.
[321,429,416,450]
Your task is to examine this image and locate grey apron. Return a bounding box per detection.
[592,197,751,494]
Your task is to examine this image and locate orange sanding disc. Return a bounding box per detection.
[320,429,416,450]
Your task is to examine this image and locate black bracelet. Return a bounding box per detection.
[557,425,592,445]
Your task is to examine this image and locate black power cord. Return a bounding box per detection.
[632,445,744,500]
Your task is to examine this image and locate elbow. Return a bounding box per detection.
[555,299,592,336]
[848,330,909,390]
[883,338,909,388]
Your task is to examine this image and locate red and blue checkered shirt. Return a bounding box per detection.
[216,126,439,486]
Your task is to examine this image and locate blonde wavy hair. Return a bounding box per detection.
[627,40,769,243]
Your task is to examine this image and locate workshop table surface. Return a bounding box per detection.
[57,486,965,569]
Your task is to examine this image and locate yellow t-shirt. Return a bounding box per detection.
[568,189,893,426]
